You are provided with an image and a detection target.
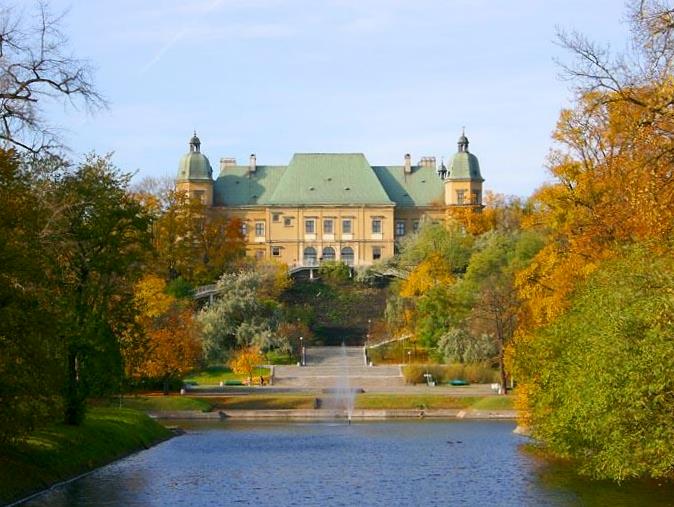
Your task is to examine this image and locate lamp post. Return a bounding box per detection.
[300,336,305,366]
[407,350,411,365]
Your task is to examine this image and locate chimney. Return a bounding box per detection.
[418,156,436,169]
[249,153,257,173]
[404,153,412,174]
[220,157,237,171]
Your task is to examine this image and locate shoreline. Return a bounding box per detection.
[150,408,518,421]
[2,409,174,507]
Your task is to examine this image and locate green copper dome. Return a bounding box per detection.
[448,131,483,181]
[177,132,213,181]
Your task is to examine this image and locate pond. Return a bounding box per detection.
[24,420,674,506]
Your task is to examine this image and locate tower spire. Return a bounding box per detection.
[189,130,201,153]
[457,128,469,153]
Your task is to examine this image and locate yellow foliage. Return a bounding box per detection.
[399,252,453,298]
[229,346,265,383]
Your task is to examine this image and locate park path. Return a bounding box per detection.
[273,346,405,389]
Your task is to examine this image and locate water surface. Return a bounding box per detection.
[24,420,674,506]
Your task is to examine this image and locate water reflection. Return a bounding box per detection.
[23,421,674,507]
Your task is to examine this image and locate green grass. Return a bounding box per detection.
[210,395,318,410]
[355,394,476,410]
[0,407,171,505]
[183,366,271,385]
[116,396,213,412]
[469,396,514,410]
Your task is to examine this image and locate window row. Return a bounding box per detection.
[455,190,482,205]
[242,217,419,238]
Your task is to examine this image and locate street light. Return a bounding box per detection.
[407,350,411,365]
[299,336,305,366]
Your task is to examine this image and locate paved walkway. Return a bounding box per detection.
[273,346,405,389]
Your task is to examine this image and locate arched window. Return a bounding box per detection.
[341,247,354,266]
[322,247,335,262]
[303,247,317,266]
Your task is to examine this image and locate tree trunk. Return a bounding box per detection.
[163,377,169,395]
[64,348,85,425]
[499,344,508,395]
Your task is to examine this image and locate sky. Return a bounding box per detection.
[41,0,631,197]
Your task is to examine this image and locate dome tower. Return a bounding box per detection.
[444,129,484,207]
[176,131,214,206]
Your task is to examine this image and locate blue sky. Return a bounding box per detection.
[44,0,630,196]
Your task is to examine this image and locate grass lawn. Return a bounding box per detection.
[183,366,271,385]
[116,395,213,412]
[0,407,171,505]
[469,396,514,410]
[354,394,477,410]
[209,395,318,410]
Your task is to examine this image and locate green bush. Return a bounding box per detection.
[402,363,498,384]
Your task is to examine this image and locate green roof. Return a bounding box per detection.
[448,151,483,181]
[372,165,445,207]
[214,166,285,206]
[211,153,452,208]
[266,153,394,206]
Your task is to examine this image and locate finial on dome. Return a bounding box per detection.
[189,131,201,153]
[458,128,469,153]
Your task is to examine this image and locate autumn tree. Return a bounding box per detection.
[152,189,244,284]
[128,275,202,394]
[0,2,105,153]
[229,346,265,385]
[510,0,674,480]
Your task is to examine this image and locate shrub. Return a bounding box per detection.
[402,363,498,384]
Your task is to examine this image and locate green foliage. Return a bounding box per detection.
[0,151,65,443]
[437,328,497,363]
[522,245,674,481]
[197,270,288,361]
[165,276,193,299]
[318,260,351,283]
[397,222,473,273]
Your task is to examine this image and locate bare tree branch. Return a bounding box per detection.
[0,1,106,154]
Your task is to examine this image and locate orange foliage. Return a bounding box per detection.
[125,275,202,384]
[229,346,265,384]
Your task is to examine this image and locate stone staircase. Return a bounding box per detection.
[273,346,404,389]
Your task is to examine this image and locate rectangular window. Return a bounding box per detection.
[255,250,264,260]
[284,217,293,227]
[472,191,481,204]
[272,213,281,223]
[342,219,352,234]
[456,190,466,205]
[255,222,265,237]
[412,220,420,233]
[241,223,248,236]
[395,220,405,236]
[372,247,382,261]
[372,218,382,234]
[305,219,315,234]
[272,246,281,257]
[323,219,333,234]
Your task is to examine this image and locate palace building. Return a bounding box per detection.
[176,132,484,268]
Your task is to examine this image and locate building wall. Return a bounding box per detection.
[216,205,397,267]
[176,180,213,206]
[444,179,483,206]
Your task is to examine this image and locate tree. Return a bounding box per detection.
[229,346,265,385]
[198,269,285,362]
[129,275,202,394]
[47,155,152,424]
[517,245,674,481]
[0,2,104,153]
[0,149,61,442]
[152,190,244,284]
